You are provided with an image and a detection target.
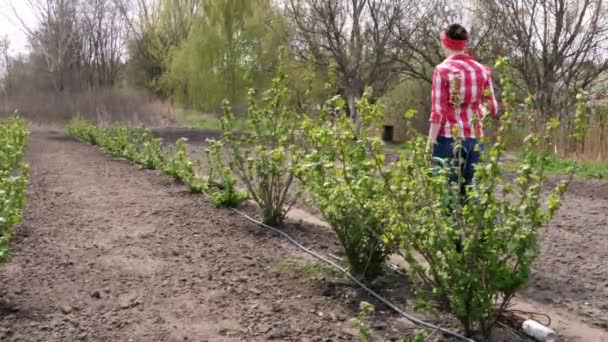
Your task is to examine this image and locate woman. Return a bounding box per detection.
[429,23,499,198]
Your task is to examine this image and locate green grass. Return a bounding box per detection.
[274,257,347,283]
[505,153,608,179]
[383,141,410,153]
[174,108,248,131]
[543,156,608,179]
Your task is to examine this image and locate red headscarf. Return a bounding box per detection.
[440,29,468,51]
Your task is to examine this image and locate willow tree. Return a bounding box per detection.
[161,0,287,113]
[115,0,200,92]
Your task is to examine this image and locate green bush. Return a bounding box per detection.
[163,138,195,183]
[297,91,394,280]
[68,118,202,190]
[383,58,580,338]
[138,134,165,170]
[0,116,30,262]
[68,117,99,145]
[205,139,248,207]
[216,62,301,226]
[65,58,582,339]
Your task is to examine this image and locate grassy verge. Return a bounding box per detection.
[505,154,608,179]
[544,156,608,179]
[383,142,410,153]
[174,108,247,131]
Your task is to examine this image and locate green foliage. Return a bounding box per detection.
[126,0,199,93]
[380,79,432,136]
[382,57,578,338]
[139,135,165,170]
[68,118,165,170]
[506,151,608,179]
[206,139,248,208]
[68,117,248,206]
[412,329,428,342]
[217,61,301,226]
[297,90,393,280]
[67,117,99,145]
[162,0,287,112]
[0,116,29,262]
[350,302,375,342]
[163,138,195,183]
[67,54,583,338]
[67,118,205,192]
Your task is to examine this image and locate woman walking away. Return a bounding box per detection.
[428,23,499,199]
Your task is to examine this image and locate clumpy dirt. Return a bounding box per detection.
[155,127,608,340]
[1,129,607,341]
[157,126,608,334]
[0,131,423,342]
[522,177,608,330]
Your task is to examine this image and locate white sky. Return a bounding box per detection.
[0,0,38,55]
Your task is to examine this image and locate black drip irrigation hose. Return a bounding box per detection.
[228,207,475,342]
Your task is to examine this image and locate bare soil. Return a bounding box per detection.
[0,131,381,341]
[0,129,606,341]
[158,128,608,339]
[523,177,608,330]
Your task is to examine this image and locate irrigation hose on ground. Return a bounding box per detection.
[228,207,475,342]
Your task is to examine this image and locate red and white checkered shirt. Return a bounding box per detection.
[429,53,499,138]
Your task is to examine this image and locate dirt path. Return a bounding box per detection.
[1,129,607,341]
[0,131,369,341]
[162,127,608,335]
[160,128,608,340]
[522,178,608,331]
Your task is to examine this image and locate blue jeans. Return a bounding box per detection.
[432,137,482,199]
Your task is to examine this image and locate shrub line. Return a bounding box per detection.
[67,118,473,341]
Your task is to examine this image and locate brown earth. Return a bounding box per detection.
[0,129,607,341]
[0,131,385,342]
[523,177,608,330]
[158,128,608,339]
[161,128,608,332]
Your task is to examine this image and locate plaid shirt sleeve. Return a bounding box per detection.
[429,68,447,123]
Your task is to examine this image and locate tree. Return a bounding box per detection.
[286,0,411,130]
[11,0,82,92]
[114,0,200,92]
[162,0,286,112]
[476,0,608,121]
[78,0,127,88]
[393,0,498,84]
[10,0,129,92]
[0,37,11,93]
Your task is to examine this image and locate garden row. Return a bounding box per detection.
[0,116,30,263]
[67,60,587,340]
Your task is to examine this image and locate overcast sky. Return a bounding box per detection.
[0,0,38,55]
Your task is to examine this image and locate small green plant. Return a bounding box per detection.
[68,118,167,170]
[350,302,375,342]
[297,90,394,280]
[216,56,301,226]
[412,329,428,342]
[0,115,30,262]
[68,119,212,194]
[68,117,99,145]
[163,138,195,183]
[138,135,165,170]
[206,139,248,208]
